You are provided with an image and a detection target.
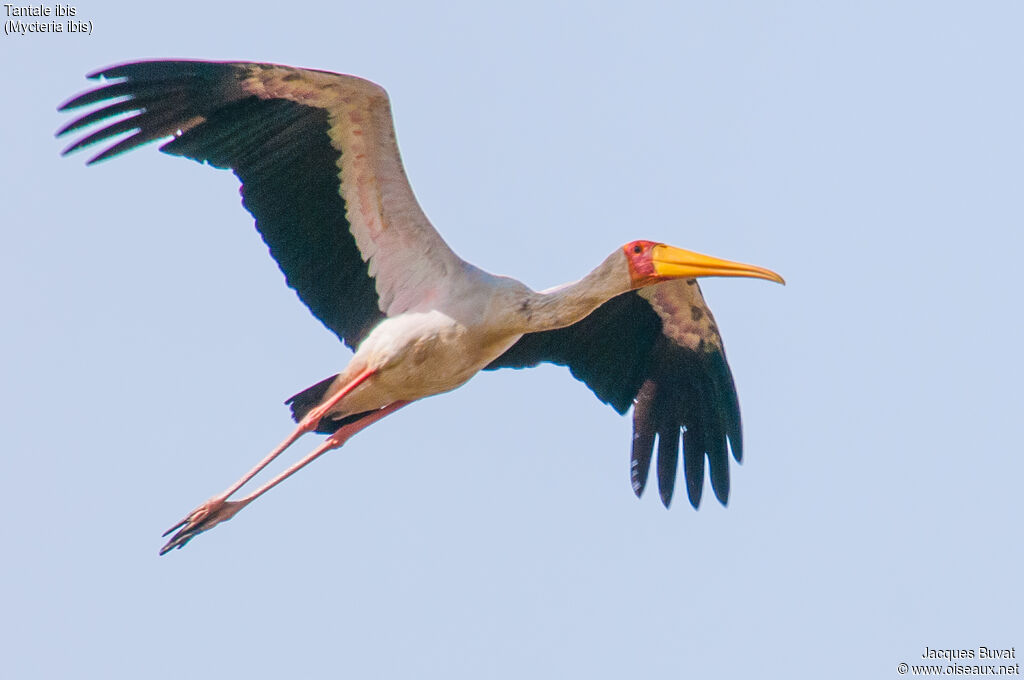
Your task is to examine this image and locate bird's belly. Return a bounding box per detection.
[377,344,480,396]
[337,312,518,413]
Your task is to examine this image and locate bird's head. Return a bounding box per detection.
[622,240,785,289]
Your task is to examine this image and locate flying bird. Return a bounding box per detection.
[57,60,783,554]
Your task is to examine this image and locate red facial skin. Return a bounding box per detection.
[623,240,660,288]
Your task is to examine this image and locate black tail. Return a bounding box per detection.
[285,374,338,423]
[284,374,375,434]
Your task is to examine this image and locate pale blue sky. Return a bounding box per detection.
[2,1,1021,678]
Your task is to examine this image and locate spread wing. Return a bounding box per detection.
[58,59,461,350]
[486,280,742,509]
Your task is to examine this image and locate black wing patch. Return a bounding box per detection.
[630,335,742,508]
[57,60,384,350]
[486,291,742,509]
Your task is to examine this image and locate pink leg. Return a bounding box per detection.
[159,399,410,554]
[213,366,379,502]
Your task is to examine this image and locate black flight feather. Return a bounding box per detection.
[57,60,384,351]
[487,290,743,509]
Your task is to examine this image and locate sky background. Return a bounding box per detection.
[2,1,1021,678]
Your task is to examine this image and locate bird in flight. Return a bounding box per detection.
[58,60,783,554]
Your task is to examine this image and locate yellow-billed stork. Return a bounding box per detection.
[57,60,784,554]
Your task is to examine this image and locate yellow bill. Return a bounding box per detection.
[652,244,785,284]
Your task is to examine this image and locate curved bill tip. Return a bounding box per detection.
[757,268,786,285]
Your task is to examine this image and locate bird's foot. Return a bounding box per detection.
[159,497,248,555]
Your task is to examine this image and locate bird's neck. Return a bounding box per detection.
[516,252,632,334]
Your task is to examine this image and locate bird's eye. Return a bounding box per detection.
[633,244,643,254]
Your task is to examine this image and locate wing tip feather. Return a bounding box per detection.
[625,331,746,510]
